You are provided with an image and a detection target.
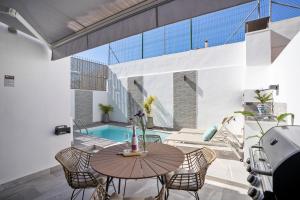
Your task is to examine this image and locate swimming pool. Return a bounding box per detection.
[86,125,170,142]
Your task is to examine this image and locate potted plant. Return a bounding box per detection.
[235,111,294,140]
[143,95,156,129]
[99,104,113,123]
[254,90,273,115]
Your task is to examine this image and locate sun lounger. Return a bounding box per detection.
[165,116,244,161]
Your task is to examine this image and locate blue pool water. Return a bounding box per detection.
[87,125,169,142]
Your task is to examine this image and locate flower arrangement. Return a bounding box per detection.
[134,110,147,151]
[144,96,156,116]
[144,96,156,128]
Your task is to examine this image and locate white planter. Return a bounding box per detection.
[102,113,110,123]
[147,116,154,129]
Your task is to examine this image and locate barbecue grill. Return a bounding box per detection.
[246,125,300,200]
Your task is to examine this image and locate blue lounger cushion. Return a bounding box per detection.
[202,125,218,141]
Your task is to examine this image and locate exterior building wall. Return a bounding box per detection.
[0,23,71,185]
[71,89,108,123]
[107,75,128,123]
[271,31,300,125]
[108,42,246,129]
[143,73,174,128]
[105,17,300,131]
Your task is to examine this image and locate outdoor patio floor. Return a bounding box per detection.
[0,151,250,200]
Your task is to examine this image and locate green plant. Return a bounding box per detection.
[143,96,156,115]
[99,104,113,114]
[254,90,273,104]
[276,113,294,126]
[234,111,295,140]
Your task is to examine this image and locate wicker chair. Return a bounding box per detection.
[90,183,166,200]
[166,148,216,200]
[200,147,217,165]
[55,147,106,200]
[137,134,162,144]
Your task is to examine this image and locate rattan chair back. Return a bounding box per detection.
[55,147,99,190]
[138,134,162,144]
[55,147,90,172]
[167,148,216,197]
[200,147,217,165]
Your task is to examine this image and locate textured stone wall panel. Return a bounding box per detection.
[173,71,197,129]
[127,76,144,118]
[75,90,93,124]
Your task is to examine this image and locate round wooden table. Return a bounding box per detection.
[90,143,185,193]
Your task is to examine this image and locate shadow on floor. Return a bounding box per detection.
[0,167,250,200]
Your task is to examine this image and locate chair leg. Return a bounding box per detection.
[156,178,160,194]
[71,189,76,200]
[195,191,200,200]
[166,188,169,199]
[118,179,121,194]
[112,180,117,193]
[81,189,85,200]
[123,179,127,197]
[71,189,82,200]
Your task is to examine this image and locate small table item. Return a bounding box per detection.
[90,143,184,192]
[120,149,143,157]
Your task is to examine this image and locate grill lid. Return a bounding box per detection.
[259,126,300,171]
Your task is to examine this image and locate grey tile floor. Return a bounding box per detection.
[1,129,251,200]
[0,164,250,200]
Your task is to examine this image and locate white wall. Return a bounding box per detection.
[243,16,300,126]
[143,73,174,128]
[244,17,300,90]
[108,42,246,129]
[108,74,128,123]
[93,91,108,122]
[245,30,272,90]
[0,23,72,184]
[109,42,245,78]
[197,66,244,129]
[246,30,271,66]
[271,31,300,125]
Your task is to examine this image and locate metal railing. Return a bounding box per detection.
[107,0,300,65]
[73,119,89,135]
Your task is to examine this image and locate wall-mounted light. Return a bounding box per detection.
[133,80,137,85]
[258,84,280,95]
[8,26,17,34]
[269,84,279,95]
[183,75,187,81]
